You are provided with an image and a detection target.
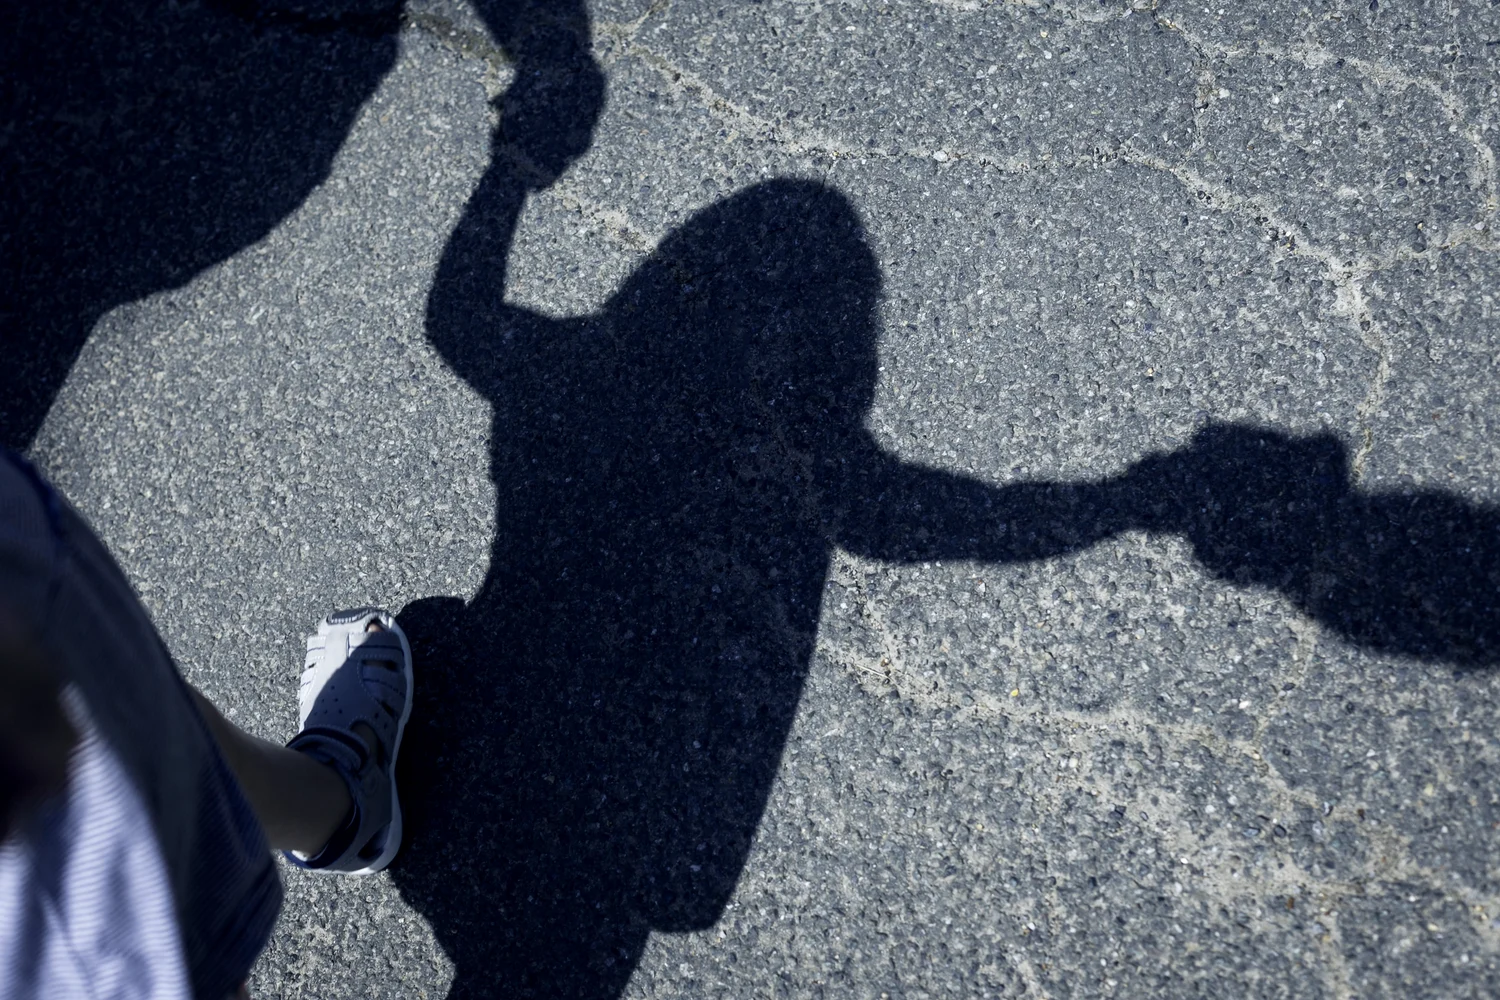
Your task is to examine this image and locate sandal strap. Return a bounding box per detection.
[287,725,367,776]
[284,726,392,871]
[298,623,408,758]
[282,729,362,870]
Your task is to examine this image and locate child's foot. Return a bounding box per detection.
[284,607,413,874]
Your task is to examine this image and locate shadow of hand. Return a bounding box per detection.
[1121,422,1500,665]
[474,1,605,188]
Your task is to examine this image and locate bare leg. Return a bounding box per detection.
[188,621,385,855]
[189,687,349,854]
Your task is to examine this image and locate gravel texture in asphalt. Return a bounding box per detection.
[8,0,1500,997]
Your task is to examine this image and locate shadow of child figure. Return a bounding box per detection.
[390,9,1140,992]
[397,170,1500,995]
[395,173,1148,997]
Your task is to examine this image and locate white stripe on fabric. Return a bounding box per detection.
[0,689,189,1000]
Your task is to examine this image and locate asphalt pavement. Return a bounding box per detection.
[14,0,1500,997]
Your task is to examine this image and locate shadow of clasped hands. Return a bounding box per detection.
[1124,423,1499,667]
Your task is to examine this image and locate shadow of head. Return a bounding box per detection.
[603,178,884,434]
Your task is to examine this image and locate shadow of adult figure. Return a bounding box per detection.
[1,0,402,450]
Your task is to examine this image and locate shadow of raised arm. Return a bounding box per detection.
[423,0,605,376]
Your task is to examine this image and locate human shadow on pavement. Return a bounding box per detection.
[389,4,1500,999]
[393,171,1154,994]
[388,4,1139,997]
[1,0,401,450]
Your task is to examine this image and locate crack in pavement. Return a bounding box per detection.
[818,544,1500,987]
[598,7,1495,487]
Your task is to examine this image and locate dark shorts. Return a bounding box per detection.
[0,450,282,999]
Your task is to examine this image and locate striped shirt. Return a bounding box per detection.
[2,450,281,999]
[0,691,189,1000]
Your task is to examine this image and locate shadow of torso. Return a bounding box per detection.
[395,180,884,998]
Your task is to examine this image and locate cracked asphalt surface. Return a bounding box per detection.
[10,0,1500,996]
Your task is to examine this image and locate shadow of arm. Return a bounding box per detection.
[824,432,1138,565]
[424,0,605,378]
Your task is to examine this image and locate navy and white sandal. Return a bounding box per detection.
[284,607,413,875]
